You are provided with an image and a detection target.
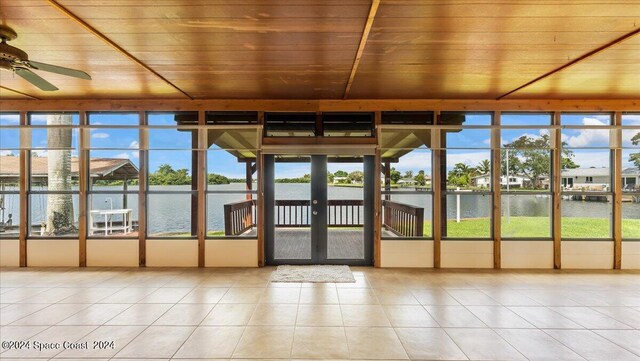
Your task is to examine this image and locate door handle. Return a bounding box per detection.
[312,211,318,216]
[312,200,318,205]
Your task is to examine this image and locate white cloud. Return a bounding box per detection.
[32,150,48,157]
[129,140,139,149]
[570,151,611,169]
[0,150,15,156]
[112,151,139,160]
[91,133,110,139]
[446,151,490,170]
[563,117,610,147]
[0,114,19,124]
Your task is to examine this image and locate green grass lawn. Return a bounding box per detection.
[418,217,640,239]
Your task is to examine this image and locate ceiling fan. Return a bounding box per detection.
[0,25,91,91]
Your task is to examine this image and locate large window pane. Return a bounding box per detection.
[29,194,79,236]
[89,193,138,237]
[561,196,612,238]
[622,202,640,239]
[147,193,193,237]
[501,195,551,238]
[622,113,640,240]
[445,194,491,238]
[0,113,20,237]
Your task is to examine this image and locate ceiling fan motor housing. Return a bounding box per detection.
[0,41,28,63]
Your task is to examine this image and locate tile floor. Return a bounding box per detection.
[0,267,639,360]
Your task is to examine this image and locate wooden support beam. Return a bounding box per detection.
[197,110,207,267]
[613,112,623,269]
[257,151,265,267]
[246,161,253,200]
[18,111,28,267]
[78,111,88,267]
[498,27,640,99]
[0,86,40,100]
[46,0,192,100]
[138,111,147,267]
[2,99,640,113]
[432,111,442,268]
[343,0,380,99]
[492,112,502,269]
[552,112,562,269]
[374,148,382,267]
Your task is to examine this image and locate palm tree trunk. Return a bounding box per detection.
[46,114,74,234]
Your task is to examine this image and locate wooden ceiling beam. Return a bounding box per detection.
[498,27,640,100]
[0,86,40,100]
[46,0,193,100]
[344,0,380,99]
[1,98,638,112]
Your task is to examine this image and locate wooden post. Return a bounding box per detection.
[18,111,28,267]
[492,111,502,268]
[374,148,382,267]
[374,111,382,267]
[246,161,253,199]
[432,111,442,268]
[78,111,88,267]
[613,112,622,269]
[552,111,562,269]
[384,159,391,201]
[138,111,147,267]
[197,110,206,267]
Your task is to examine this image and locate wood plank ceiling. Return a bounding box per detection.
[0,0,638,100]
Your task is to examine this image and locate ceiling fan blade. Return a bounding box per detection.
[26,60,91,80]
[15,68,58,91]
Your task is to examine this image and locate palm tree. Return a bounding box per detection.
[46,114,74,234]
[476,159,491,175]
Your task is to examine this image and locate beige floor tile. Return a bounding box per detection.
[0,287,49,303]
[56,325,145,358]
[446,327,527,360]
[174,326,244,358]
[219,287,265,303]
[594,330,640,356]
[448,289,501,306]
[178,287,228,303]
[508,306,584,329]
[591,306,640,328]
[259,287,301,304]
[467,305,535,328]
[341,304,391,327]
[550,306,632,329]
[58,287,119,303]
[424,305,486,328]
[337,288,379,305]
[232,326,294,359]
[412,289,461,305]
[374,288,420,305]
[0,303,50,325]
[201,303,256,325]
[296,304,343,326]
[106,303,172,326]
[248,304,298,326]
[384,305,439,327]
[154,303,214,325]
[496,329,584,361]
[115,325,194,358]
[138,287,192,303]
[17,287,80,304]
[545,329,640,361]
[299,287,339,304]
[291,326,349,359]
[97,287,158,303]
[1,325,97,358]
[395,327,467,360]
[58,303,130,326]
[479,289,540,306]
[520,290,582,306]
[345,327,408,360]
[11,303,89,326]
[335,276,370,289]
[0,325,48,342]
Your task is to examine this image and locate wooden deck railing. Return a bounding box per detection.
[223,198,424,237]
[224,199,256,236]
[382,200,424,237]
[274,199,364,227]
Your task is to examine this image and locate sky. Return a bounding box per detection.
[1,112,638,179]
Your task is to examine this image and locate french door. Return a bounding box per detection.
[264,154,374,265]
